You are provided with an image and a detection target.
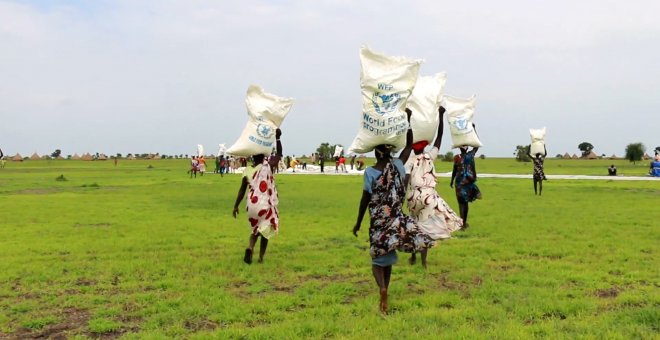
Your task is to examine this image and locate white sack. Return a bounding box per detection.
[348,46,422,154]
[217,144,227,157]
[529,127,546,155]
[407,73,447,143]
[197,144,204,157]
[226,85,293,157]
[333,145,344,158]
[444,95,482,148]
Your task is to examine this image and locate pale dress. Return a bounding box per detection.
[406,147,463,240]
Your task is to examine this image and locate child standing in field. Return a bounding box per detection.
[233,129,283,264]
[527,145,547,195]
[405,107,463,268]
[353,111,435,314]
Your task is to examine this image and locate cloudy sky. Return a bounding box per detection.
[1,0,659,158]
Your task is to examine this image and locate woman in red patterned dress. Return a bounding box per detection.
[232,129,282,264]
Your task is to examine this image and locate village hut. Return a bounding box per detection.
[12,153,23,161]
[30,152,40,160]
[563,152,571,159]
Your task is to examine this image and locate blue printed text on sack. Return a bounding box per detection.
[249,135,273,147]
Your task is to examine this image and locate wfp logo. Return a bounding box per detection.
[371,92,401,116]
[256,124,274,139]
[450,114,472,135]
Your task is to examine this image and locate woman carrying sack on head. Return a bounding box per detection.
[405,106,462,268]
[233,129,283,264]
[450,123,482,230]
[352,111,435,314]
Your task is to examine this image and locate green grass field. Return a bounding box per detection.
[0,159,658,338]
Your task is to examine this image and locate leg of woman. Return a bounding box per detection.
[533,178,538,195]
[372,265,387,313]
[459,202,469,229]
[383,265,392,313]
[244,234,258,264]
[539,179,543,196]
[258,236,269,263]
[420,248,428,269]
[409,251,417,265]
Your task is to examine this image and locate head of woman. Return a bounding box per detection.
[252,154,266,166]
[374,144,394,161]
[412,140,429,155]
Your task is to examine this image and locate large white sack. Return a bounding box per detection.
[529,127,546,155]
[407,73,447,143]
[348,46,422,154]
[444,95,482,148]
[217,144,227,157]
[197,144,204,157]
[226,85,293,157]
[333,145,344,158]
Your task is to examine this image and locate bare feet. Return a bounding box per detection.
[379,288,388,314]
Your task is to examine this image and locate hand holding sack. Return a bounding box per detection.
[444,95,483,149]
[529,127,546,155]
[407,73,447,143]
[348,46,422,154]
[226,85,293,157]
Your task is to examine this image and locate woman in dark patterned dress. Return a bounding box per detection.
[353,111,435,314]
[450,134,482,229]
[527,145,547,195]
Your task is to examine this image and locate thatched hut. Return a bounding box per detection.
[12,153,23,161]
[30,152,40,160]
[563,153,571,159]
[81,153,93,161]
[571,154,579,159]
[72,153,81,160]
[586,151,598,159]
[609,154,618,160]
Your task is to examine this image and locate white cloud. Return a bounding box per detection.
[0,0,659,157]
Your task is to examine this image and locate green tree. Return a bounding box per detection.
[625,143,645,164]
[441,151,454,162]
[316,142,341,160]
[578,142,594,158]
[514,145,531,162]
[51,149,61,158]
